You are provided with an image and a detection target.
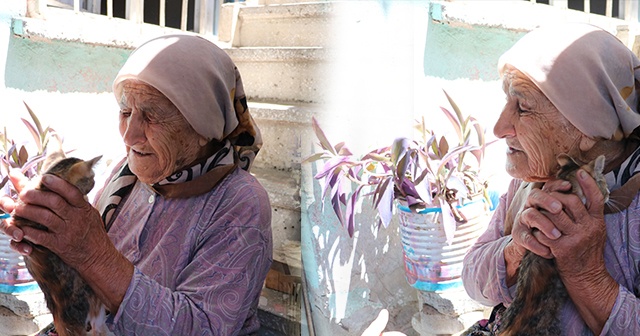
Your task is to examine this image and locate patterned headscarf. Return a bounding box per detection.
[97,34,262,229]
[498,23,640,141]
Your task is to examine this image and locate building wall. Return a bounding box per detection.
[5,34,130,92]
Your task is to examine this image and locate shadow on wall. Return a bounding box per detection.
[302,159,419,336]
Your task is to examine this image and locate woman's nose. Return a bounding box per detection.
[493,105,516,139]
[121,112,146,146]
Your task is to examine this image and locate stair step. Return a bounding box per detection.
[249,101,318,173]
[225,47,329,103]
[221,2,333,48]
[252,167,301,251]
[258,287,301,336]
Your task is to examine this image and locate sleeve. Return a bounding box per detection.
[462,179,520,307]
[600,286,640,335]
[106,184,273,335]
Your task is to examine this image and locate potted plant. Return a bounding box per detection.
[0,102,62,294]
[305,90,496,291]
[1,103,60,190]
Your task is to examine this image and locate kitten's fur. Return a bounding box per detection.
[498,154,608,336]
[14,152,106,336]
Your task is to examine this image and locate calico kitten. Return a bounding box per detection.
[498,154,608,336]
[13,154,106,336]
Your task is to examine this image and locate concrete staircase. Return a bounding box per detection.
[218,1,330,334]
[219,0,331,252]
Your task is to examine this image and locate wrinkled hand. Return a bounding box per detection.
[526,170,608,279]
[361,309,407,336]
[0,169,34,248]
[519,170,617,333]
[5,171,112,274]
[510,179,572,260]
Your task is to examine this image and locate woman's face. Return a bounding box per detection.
[493,66,585,182]
[118,80,207,184]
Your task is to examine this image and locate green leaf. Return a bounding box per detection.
[23,102,44,139]
[391,138,411,167]
[362,152,389,162]
[21,118,42,154]
[335,142,353,156]
[375,177,395,228]
[442,90,465,130]
[18,146,28,166]
[311,117,336,155]
[440,107,463,142]
[302,152,329,163]
[437,144,476,176]
[1,127,8,153]
[0,176,8,190]
[395,153,408,182]
[438,136,449,158]
[469,116,486,149]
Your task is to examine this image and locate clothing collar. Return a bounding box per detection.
[604,143,640,213]
[97,140,239,231]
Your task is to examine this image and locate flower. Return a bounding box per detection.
[305,90,494,243]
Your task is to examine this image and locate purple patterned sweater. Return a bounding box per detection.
[96,167,272,335]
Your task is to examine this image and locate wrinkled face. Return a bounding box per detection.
[118,80,207,184]
[494,66,584,182]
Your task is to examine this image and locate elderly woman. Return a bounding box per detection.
[0,34,272,335]
[462,23,640,335]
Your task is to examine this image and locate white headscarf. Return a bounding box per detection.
[98,35,263,227]
[112,34,262,169]
[498,23,640,141]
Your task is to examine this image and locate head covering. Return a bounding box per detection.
[113,34,262,169]
[97,35,263,227]
[499,24,640,216]
[498,23,640,141]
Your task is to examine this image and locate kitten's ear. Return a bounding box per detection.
[556,153,579,170]
[592,155,606,174]
[41,135,65,173]
[86,155,102,169]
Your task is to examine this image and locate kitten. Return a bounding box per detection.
[498,154,608,336]
[13,153,106,336]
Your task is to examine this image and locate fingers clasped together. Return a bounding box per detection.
[511,169,608,276]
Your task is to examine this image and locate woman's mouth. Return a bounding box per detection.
[131,148,152,157]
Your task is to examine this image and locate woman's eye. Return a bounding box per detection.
[517,104,530,114]
[120,109,132,117]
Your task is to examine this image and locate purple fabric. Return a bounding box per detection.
[462,179,640,336]
[98,167,272,335]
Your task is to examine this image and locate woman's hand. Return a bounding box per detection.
[12,173,111,271]
[519,170,618,333]
[6,172,134,313]
[509,180,571,260]
[0,169,34,249]
[532,171,607,276]
[361,309,407,336]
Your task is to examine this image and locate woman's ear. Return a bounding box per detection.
[198,136,208,147]
[579,134,597,152]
